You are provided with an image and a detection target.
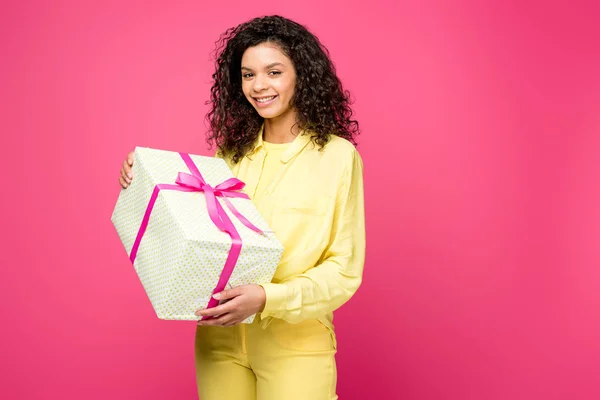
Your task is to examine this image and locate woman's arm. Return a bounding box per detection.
[260,149,366,324]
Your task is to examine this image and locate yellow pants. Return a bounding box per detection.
[195,317,338,400]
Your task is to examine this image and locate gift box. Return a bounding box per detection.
[111,147,283,323]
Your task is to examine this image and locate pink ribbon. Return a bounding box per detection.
[129,152,263,319]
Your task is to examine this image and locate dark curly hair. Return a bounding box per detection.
[205,15,359,164]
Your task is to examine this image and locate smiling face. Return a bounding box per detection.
[241,42,297,121]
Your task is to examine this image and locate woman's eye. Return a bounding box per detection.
[242,73,253,78]
[269,71,281,76]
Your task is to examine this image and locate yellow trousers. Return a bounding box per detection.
[195,317,338,400]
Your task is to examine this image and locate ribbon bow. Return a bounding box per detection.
[174,162,262,235]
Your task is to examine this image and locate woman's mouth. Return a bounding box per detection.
[253,95,278,108]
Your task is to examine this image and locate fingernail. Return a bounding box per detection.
[212,293,221,300]
[128,173,133,179]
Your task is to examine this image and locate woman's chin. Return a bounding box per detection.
[256,109,280,119]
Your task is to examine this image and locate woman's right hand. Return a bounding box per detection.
[119,151,135,188]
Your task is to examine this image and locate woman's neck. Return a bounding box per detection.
[263,111,301,144]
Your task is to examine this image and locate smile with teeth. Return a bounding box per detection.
[255,95,277,103]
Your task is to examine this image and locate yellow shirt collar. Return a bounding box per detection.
[250,123,313,163]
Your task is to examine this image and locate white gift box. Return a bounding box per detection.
[111,147,283,322]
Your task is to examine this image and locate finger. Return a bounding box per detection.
[119,176,129,188]
[223,319,241,327]
[122,160,133,180]
[120,166,131,184]
[197,314,231,327]
[127,151,134,166]
[213,286,245,301]
[196,302,234,318]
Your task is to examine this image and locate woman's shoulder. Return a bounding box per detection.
[306,134,363,180]
[320,134,362,163]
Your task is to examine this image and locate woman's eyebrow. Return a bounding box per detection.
[241,62,284,71]
[264,62,284,69]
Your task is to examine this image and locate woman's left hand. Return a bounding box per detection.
[195,285,266,327]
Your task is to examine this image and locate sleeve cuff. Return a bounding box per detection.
[260,282,287,317]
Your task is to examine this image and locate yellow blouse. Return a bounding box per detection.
[217,125,366,333]
[252,140,292,206]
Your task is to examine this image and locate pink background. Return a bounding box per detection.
[2,1,599,399]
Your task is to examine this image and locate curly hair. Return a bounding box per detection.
[205,15,359,164]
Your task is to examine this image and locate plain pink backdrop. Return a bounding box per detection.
[1,1,599,399]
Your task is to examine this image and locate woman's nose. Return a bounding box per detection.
[253,75,268,92]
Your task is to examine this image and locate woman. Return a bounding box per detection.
[118,15,365,400]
